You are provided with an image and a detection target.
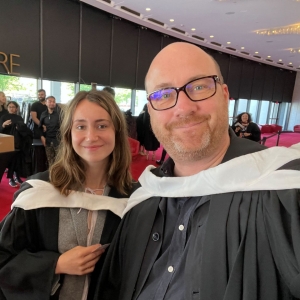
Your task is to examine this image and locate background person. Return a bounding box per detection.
[232,112,261,142]
[96,42,300,300]
[0,91,8,119]
[102,86,115,99]
[0,90,132,300]
[0,101,28,187]
[39,96,61,167]
[30,88,47,138]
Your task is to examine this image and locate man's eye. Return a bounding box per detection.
[162,93,171,99]
[194,85,205,91]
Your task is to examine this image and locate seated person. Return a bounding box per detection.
[0,101,25,187]
[232,112,261,142]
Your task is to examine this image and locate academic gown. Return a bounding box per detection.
[95,133,300,300]
[0,171,127,300]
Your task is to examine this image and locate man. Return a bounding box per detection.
[102,86,115,98]
[30,89,47,138]
[96,43,300,300]
[39,96,61,166]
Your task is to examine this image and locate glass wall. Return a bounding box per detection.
[258,101,270,125]
[42,80,75,103]
[248,100,259,122]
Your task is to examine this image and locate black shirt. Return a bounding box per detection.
[39,109,60,146]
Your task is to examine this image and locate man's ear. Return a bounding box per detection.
[222,84,230,103]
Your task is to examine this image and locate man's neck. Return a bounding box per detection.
[173,136,230,177]
[48,108,54,114]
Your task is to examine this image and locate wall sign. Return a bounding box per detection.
[0,52,20,75]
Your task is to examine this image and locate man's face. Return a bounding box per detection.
[46,97,56,110]
[146,44,229,163]
[38,91,46,102]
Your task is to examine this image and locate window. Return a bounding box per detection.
[249,100,259,123]
[42,80,75,103]
[258,101,270,125]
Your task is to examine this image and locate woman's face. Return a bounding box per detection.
[0,93,6,105]
[7,103,18,114]
[71,99,115,169]
[241,114,249,123]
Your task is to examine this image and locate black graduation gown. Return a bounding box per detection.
[0,171,126,300]
[94,134,300,300]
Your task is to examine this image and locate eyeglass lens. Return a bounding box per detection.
[149,77,216,110]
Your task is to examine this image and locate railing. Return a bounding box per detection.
[260,131,300,146]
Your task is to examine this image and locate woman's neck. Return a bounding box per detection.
[84,163,108,190]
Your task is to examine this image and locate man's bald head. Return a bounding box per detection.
[145,42,223,93]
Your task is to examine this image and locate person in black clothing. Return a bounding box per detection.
[30,88,47,138]
[39,96,61,166]
[232,112,261,142]
[95,42,300,300]
[0,101,25,187]
[0,91,8,119]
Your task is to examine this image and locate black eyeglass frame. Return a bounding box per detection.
[147,75,222,111]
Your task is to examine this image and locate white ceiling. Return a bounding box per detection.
[83,0,300,71]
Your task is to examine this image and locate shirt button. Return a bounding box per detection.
[168,266,174,273]
[152,232,160,242]
[179,225,184,231]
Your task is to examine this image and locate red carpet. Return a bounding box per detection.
[0,147,163,221]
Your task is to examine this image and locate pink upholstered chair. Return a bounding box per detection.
[294,125,300,133]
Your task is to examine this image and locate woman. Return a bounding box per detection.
[0,90,132,300]
[0,101,25,187]
[232,112,261,142]
[0,91,8,119]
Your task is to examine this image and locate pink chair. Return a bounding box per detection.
[128,137,140,158]
[294,125,300,133]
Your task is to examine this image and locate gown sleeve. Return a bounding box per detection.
[0,206,60,300]
[263,189,300,298]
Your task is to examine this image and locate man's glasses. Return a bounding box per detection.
[147,75,222,111]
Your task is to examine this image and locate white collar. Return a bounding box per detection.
[123,143,300,217]
[12,180,128,218]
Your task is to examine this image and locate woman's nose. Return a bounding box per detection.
[86,127,99,141]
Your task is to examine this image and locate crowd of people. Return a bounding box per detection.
[0,42,299,300]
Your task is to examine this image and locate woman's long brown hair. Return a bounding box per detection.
[50,90,132,196]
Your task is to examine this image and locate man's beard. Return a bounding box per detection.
[151,111,228,162]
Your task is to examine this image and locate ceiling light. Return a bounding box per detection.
[191,28,196,31]
[170,19,174,22]
[289,62,293,64]
[241,47,245,49]
[227,42,231,44]
[256,22,300,35]
[145,8,151,11]
[279,59,282,61]
[290,48,300,53]
[267,56,271,58]
[210,35,214,38]
[255,51,259,54]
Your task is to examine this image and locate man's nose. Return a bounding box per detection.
[175,90,197,113]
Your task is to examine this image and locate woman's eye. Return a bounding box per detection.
[76,125,84,130]
[98,124,109,129]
